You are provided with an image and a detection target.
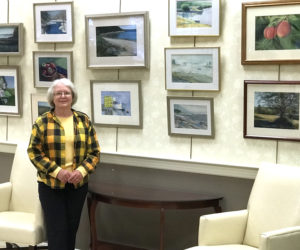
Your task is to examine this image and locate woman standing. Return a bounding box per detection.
[28,78,100,250]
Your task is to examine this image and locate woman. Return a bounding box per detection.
[27,78,100,250]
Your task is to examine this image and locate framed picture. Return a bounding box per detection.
[0,23,23,56]
[0,66,21,116]
[33,2,74,43]
[31,93,51,123]
[90,80,142,128]
[169,0,220,36]
[167,96,214,137]
[33,51,73,88]
[242,1,300,64]
[244,80,300,141]
[85,11,149,69]
[165,47,220,91]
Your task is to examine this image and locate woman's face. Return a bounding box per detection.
[53,82,73,110]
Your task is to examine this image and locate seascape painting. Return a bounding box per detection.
[171,54,213,83]
[0,26,18,52]
[38,57,68,82]
[0,76,15,106]
[37,101,51,116]
[174,104,207,129]
[255,14,300,50]
[96,25,137,57]
[176,0,212,29]
[254,91,299,129]
[101,91,131,116]
[41,10,67,34]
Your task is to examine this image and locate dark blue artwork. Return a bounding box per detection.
[41,10,67,34]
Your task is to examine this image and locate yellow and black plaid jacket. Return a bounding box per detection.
[27,109,100,189]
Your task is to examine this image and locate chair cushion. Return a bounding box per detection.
[0,211,44,245]
[185,245,257,250]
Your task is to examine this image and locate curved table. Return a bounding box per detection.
[87,182,223,250]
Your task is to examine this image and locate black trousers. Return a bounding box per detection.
[38,182,88,250]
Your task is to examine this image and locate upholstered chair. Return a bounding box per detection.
[185,163,300,250]
[0,143,46,249]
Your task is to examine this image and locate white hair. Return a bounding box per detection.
[47,78,78,108]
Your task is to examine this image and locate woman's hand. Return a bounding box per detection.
[68,170,83,184]
[57,169,72,183]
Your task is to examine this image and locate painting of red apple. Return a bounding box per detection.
[255,14,300,50]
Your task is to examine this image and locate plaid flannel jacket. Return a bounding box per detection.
[27,109,100,189]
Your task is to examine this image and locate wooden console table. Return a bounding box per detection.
[87,181,223,250]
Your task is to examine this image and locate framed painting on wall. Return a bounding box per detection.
[33,2,74,43]
[0,23,23,56]
[242,1,300,64]
[0,66,21,116]
[85,11,149,69]
[165,47,220,91]
[90,80,142,128]
[167,96,214,138]
[169,0,220,36]
[31,93,51,123]
[244,80,300,141]
[33,51,73,88]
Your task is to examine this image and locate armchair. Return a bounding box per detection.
[186,163,300,250]
[0,143,46,249]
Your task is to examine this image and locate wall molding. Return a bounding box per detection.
[101,152,258,179]
[0,140,258,179]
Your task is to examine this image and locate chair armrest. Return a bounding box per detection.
[260,226,300,250]
[199,209,248,245]
[0,182,12,211]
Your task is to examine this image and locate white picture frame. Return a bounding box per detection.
[85,12,149,69]
[90,80,142,128]
[169,0,220,36]
[0,66,21,116]
[167,96,214,138]
[34,2,74,43]
[33,51,73,88]
[165,47,220,91]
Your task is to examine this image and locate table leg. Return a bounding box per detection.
[214,205,222,213]
[87,196,98,250]
[160,208,165,250]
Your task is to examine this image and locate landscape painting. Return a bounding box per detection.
[38,101,51,116]
[244,80,300,141]
[176,0,212,29]
[101,91,131,116]
[174,103,208,130]
[0,76,15,106]
[171,54,213,83]
[165,47,219,90]
[169,0,219,36]
[40,10,67,34]
[0,26,19,53]
[254,91,299,130]
[96,25,137,57]
[255,14,300,51]
[167,96,214,137]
